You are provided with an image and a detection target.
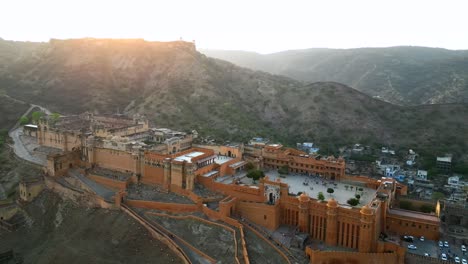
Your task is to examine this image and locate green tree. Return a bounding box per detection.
[355,194,361,200]
[317,192,325,201]
[246,169,265,183]
[245,162,255,171]
[19,116,29,125]
[327,188,334,196]
[432,192,445,201]
[31,111,44,123]
[399,200,413,210]
[420,204,435,213]
[50,113,60,122]
[347,198,359,206]
[278,165,289,175]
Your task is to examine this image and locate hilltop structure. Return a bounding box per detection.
[30,113,443,264]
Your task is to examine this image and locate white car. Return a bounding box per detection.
[407,244,417,250]
[439,241,444,247]
[424,253,430,257]
[420,236,425,241]
[455,257,461,263]
[462,245,467,252]
[461,258,467,264]
[441,253,448,261]
[444,241,449,247]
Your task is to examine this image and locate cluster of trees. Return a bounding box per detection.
[346,193,362,206]
[245,162,265,183]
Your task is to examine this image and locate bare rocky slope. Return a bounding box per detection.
[0,38,467,156]
[202,47,468,105]
[0,190,183,264]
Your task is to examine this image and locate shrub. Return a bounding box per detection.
[347,198,359,206]
[327,188,334,195]
[355,194,361,199]
[399,200,413,210]
[317,192,325,201]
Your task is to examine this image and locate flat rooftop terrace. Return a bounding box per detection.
[267,171,377,207]
[173,151,204,162]
[214,155,233,165]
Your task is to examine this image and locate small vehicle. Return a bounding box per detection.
[455,257,461,263]
[424,253,430,257]
[420,236,425,241]
[444,241,449,247]
[461,258,467,264]
[407,244,417,250]
[462,245,467,252]
[441,253,448,261]
[403,235,414,242]
[439,241,444,247]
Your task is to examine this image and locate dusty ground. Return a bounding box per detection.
[243,228,288,264]
[127,183,194,204]
[0,190,183,264]
[147,213,236,264]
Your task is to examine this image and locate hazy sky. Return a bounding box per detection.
[1,0,467,53]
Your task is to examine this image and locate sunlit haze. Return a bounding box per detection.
[2,0,468,53]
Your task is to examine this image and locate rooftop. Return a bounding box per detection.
[214,155,234,165]
[437,156,452,163]
[173,151,204,162]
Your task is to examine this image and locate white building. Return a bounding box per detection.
[416,170,428,180]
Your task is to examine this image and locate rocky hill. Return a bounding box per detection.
[0,38,467,156]
[202,47,468,105]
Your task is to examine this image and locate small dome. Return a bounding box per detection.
[299,193,310,202]
[327,198,338,207]
[360,205,373,215]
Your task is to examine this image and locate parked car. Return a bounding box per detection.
[461,258,467,264]
[439,241,444,247]
[424,253,430,257]
[444,241,449,247]
[420,236,425,241]
[408,244,417,250]
[441,253,448,261]
[403,235,414,242]
[455,257,461,263]
[462,245,467,252]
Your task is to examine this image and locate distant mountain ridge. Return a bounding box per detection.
[0,38,467,156]
[201,46,468,105]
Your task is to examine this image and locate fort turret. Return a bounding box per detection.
[298,193,310,233]
[325,198,339,246]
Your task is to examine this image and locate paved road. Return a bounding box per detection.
[8,128,45,166]
[69,169,115,202]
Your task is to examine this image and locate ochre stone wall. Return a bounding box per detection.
[305,248,404,264]
[38,129,81,152]
[386,210,440,240]
[93,148,136,173]
[87,174,129,190]
[19,181,44,202]
[125,199,199,213]
[237,200,280,230]
[142,166,164,185]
